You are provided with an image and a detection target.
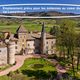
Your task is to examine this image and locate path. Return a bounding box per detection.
[0,55,35,76]
[46,58,67,79]
[0,54,66,76]
[40,54,67,73]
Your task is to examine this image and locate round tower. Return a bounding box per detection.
[8,40,15,65]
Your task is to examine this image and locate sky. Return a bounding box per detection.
[0,0,80,14]
[0,0,80,4]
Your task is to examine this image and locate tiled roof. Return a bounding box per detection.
[27,32,55,40]
[16,25,27,33]
[32,32,55,39]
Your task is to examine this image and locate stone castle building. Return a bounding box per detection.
[0,23,56,65]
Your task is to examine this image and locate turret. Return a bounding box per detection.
[41,22,46,54]
[8,40,15,65]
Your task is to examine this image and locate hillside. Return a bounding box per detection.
[0,11,80,33]
[1,11,76,16]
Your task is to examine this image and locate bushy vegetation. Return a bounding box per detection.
[50,19,80,79]
[18,58,57,79]
[19,58,55,72]
[0,65,12,71]
[0,58,57,80]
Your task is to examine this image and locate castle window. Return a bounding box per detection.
[52,41,53,44]
[15,42,17,44]
[24,36,25,38]
[46,41,48,44]
[15,46,17,49]
[51,50,53,53]
[28,44,30,46]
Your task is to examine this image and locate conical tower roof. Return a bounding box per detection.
[41,22,45,38]
[41,22,45,33]
[16,25,27,33]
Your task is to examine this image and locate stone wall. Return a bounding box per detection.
[0,47,7,65]
[26,40,35,54]
[46,38,56,54]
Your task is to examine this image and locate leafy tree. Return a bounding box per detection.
[0,33,4,39]
[75,33,80,70]
[76,22,80,27]
[50,25,59,36]
[56,19,76,77]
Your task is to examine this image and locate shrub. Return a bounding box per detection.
[7,71,14,77]
[11,74,29,80]
[32,64,44,69]
[16,69,21,74]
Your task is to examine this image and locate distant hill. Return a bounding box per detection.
[0,11,79,26]
[1,11,76,16]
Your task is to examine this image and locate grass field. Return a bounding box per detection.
[0,19,57,33]
[0,23,51,33]
[0,18,80,34]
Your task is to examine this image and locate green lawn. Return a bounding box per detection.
[0,58,56,80]
[18,58,56,79]
[0,76,11,80]
[19,58,56,72]
[0,65,12,71]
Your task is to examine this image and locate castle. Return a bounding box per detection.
[0,23,56,65]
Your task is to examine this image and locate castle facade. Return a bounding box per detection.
[0,23,56,65]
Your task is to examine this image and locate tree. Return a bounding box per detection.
[0,33,4,39]
[56,25,66,58]
[76,22,80,28]
[75,33,80,71]
[56,19,76,77]
[50,25,59,36]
